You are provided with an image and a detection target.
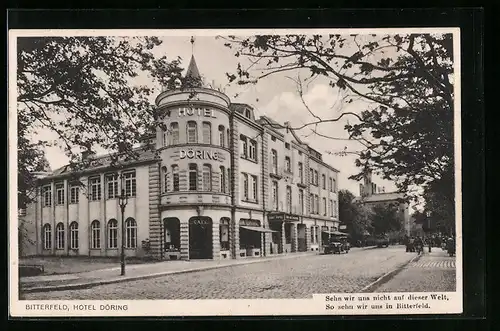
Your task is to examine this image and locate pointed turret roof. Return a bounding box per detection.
[185,55,201,81]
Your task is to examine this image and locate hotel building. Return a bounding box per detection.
[23,55,341,260]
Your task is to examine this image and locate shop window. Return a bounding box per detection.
[164,218,180,251]
[219,218,230,251]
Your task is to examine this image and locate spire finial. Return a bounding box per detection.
[190,36,195,54]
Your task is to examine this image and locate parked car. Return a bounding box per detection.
[324,235,350,254]
[375,235,390,248]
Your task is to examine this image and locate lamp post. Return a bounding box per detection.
[118,186,128,276]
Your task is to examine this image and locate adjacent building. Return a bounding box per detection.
[358,170,411,236]
[22,55,341,260]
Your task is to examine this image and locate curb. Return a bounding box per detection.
[360,252,423,293]
[21,252,314,293]
[21,245,379,294]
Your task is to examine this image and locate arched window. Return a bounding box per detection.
[91,220,101,249]
[189,164,198,191]
[172,165,179,191]
[202,122,211,144]
[220,166,226,193]
[69,222,79,249]
[218,125,225,147]
[203,164,212,191]
[42,224,51,250]
[162,127,168,147]
[170,122,179,145]
[187,121,197,143]
[125,218,137,249]
[56,223,65,250]
[226,128,230,147]
[108,219,118,249]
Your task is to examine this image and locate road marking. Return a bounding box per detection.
[408,260,456,269]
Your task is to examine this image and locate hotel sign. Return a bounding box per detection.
[179,149,219,161]
[268,212,300,222]
[167,107,217,118]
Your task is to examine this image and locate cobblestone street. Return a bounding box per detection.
[25,246,417,300]
[376,250,457,292]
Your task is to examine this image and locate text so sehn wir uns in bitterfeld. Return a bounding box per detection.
[325,293,450,310]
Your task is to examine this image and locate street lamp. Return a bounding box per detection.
[118,185,129,276]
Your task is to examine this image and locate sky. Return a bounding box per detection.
[38,34,398,198]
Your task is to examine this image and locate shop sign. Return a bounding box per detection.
[240,219,260,227]
[179,149,219,161]
[190,218,212,225]
[268,213,299,222]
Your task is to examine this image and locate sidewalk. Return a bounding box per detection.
[20,246,375,293]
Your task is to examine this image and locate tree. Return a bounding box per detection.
[221,33,455,218]
[16,36,185,206]
[370,204,402,235]
[338,189,372,241]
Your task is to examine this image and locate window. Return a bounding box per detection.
[323,197,327,216]
[42,185,52,207]
[271,135,276,142]
[189,164,198,191]
[162,167,168,192]
[69,184,79,204]
[187,121,197,143]
[245,109,251,119]
[89,176,101,201]
[162,127,168,147]
[240,135,248,158]
[332,178,337,192]
[202,122,211,144]
[203,164,212,191]
[220,166,226,193]
[310,225,314,243]
[314,170,319,185]
[298,189,304,214]
[322,174,326,189]
[271,149,278,174]
[272,181,278,211]
[329,178,333,192]
[91,220,100,249]
[226,128,230,147]
[227,168,231,193]
[310,194,315,213]
[285,142,290,149]
[333,200,337,217]
[285,156,291,172]
[243,173,249,200]
[106,173,119,199]
[125,218,137,248]
[249,140,257,161]
[108,219,118,249]
[315,195,319,215]
[298,162,303,183]
[286,186,292,213]
[69,222,79,249]
[124,171,136,197]
[218,125,225,147]
[172,165,179,192]
[43,224,51,249]
[170,122,179,145]
[329,199,334,217]
[251,175,258,201]
[55,183,64,205]
[56,223,64,250]
[309,169,314,185]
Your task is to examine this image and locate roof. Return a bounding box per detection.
[44,147,157,179]
[185,55,201,82]
[361,192,405,203]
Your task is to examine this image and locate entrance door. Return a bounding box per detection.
[269,222,283,254]
[189,217,213,259]
[297,224,307,252]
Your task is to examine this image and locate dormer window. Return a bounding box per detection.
[244,109,251,119]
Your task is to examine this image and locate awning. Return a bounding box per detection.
[240,225,278,233]
[322,230,350,236]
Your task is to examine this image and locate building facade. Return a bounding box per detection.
[23,56,341,260]
[358,171,411,236]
